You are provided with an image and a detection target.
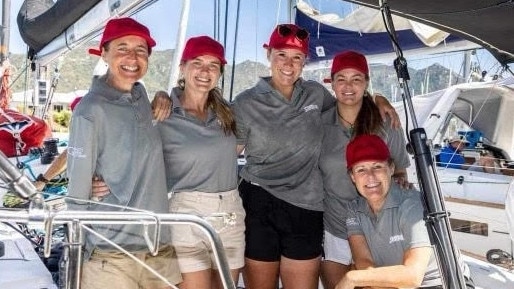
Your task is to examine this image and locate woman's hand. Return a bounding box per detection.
[374,94,401,128]
[91,177,110,201]
[33,181,46,191]
[151,90,172,121]
[392,170,413,189]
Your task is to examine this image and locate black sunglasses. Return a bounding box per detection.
[277,25,309,41]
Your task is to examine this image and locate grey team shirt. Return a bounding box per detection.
[66,76,170,256]
[320,105,411,239]
[346,186,441,287]
[232,77,335,211]
[158,87,238,193]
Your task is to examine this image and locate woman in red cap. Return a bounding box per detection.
[335,134,442,289]
[319,50,411,289]
[92,34,244,288]
[156,35,245,289]
[66,17,181,289]
[231,24,400,289]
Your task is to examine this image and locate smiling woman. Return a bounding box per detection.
[340,134,445,289]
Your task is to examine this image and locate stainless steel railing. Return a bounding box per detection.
[0,151,236,289]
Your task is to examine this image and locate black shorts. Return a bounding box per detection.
[239,179,323,261]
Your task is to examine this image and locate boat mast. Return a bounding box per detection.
[167,0,190,93]
[0,0,9,63]
[463,50,471,82]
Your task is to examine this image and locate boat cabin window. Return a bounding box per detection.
[449,218,488,236]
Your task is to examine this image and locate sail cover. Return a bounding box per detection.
[17,0,102,54]
[338,0,514,65]
[296,1,470,62]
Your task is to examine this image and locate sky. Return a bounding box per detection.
[0,0,503,75]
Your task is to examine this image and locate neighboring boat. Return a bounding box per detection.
[393,77,514,268]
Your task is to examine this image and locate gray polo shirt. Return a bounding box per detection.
[232,77,335,211]
[158,87,238,193]
[320,106,410,239]
[67,75,170,257]
[346,185,441,287]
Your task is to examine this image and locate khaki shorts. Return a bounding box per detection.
[169,189,246,273]
[81,245,182,289]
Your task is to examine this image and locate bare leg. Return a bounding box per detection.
[320,261,350,289]
[177,270,211,289]
[280,256,321,289]
[243,258,280,289]
[212,268,242,289]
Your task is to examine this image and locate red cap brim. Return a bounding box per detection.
[88,48,102,56]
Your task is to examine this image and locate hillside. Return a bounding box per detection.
[6,47,461,101]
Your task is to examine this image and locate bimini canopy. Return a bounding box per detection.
[17,0,157,65]
[339,0,514,65]
[17,0,102,55]
[296,1,477,63]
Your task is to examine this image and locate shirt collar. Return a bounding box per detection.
[91,74,145,102]
[169,87,216,122]
[254,76,306,100]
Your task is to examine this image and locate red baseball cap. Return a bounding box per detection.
[324,50,369,83]
[346,134,390,169]
[181,36,227,65]
[70,96,83,112]
[88,17,156,56]
[263,24,309,55]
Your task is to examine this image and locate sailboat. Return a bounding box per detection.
[1,0,514,289]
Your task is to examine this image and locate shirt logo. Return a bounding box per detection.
[302,104,319,113]
[389,234,405,244]
[67,146,86,158]
[346,217,359,227]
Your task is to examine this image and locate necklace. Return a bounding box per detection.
[336,107,355,133]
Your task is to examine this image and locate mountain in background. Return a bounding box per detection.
[7,46,462,101]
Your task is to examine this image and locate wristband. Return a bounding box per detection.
[36,173,49,183]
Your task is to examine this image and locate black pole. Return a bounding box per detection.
[379,1,467,288]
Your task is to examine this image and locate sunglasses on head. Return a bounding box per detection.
[277,25,309,41]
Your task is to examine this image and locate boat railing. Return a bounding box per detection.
[0,151,236,289]
[0,208,237,289]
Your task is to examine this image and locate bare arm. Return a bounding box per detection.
[335,246,433,289]
[34,150,68,191]
[151,90,172,121]
[348,235,375,270]
[374,94,400,129]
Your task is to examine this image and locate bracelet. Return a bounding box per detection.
[36,173,49,183]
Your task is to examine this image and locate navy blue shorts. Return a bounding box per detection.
[239,179,323,261]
